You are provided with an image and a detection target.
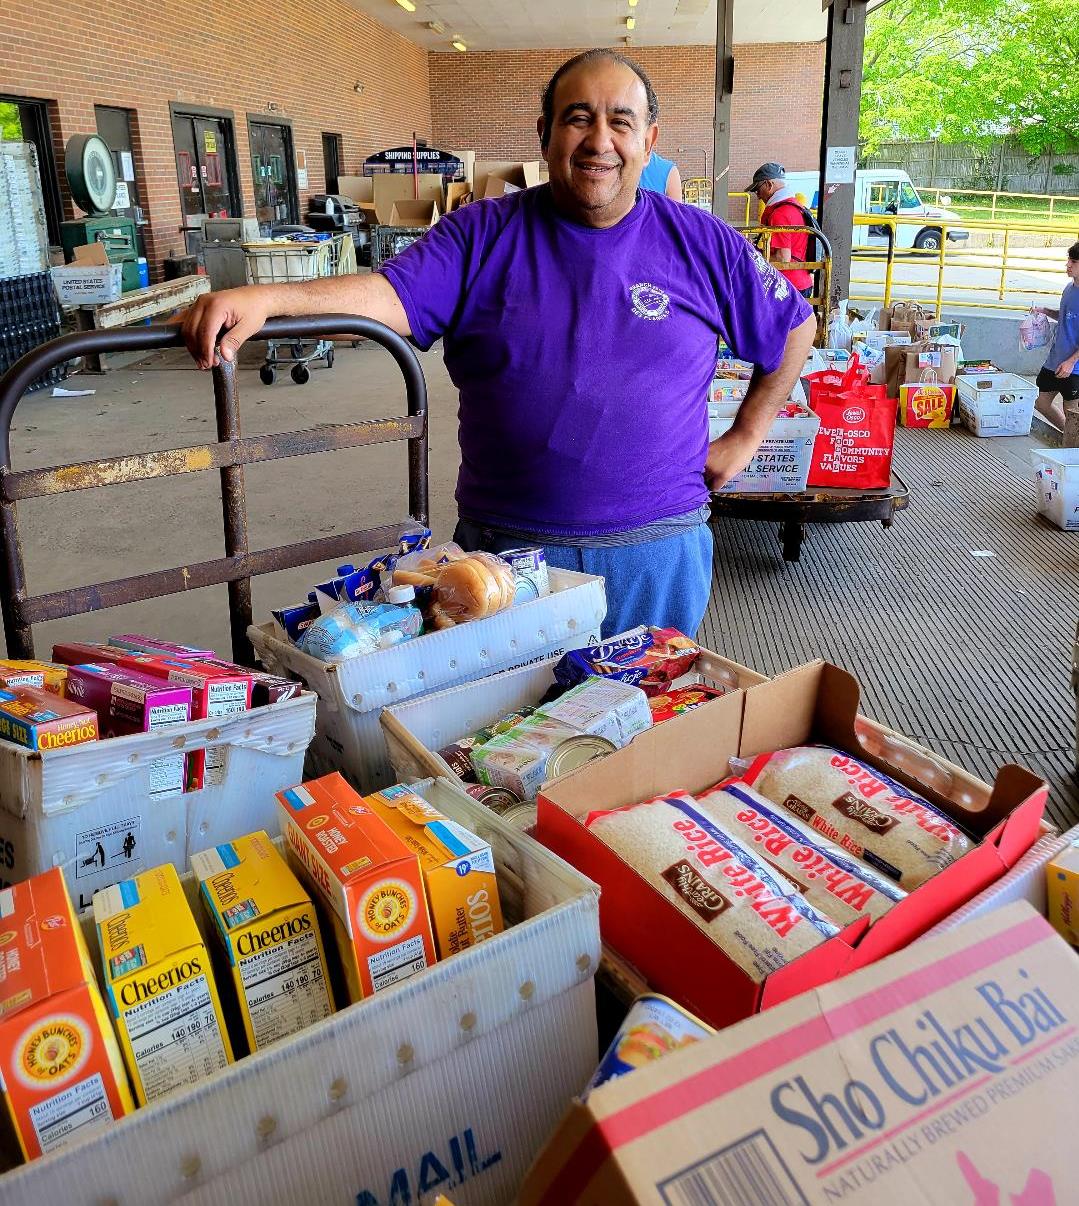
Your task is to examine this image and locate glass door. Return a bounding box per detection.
[171,108,241,252]
[249,120,297,234]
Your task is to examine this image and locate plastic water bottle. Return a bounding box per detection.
[300,585,422,662]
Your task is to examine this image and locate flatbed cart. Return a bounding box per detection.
[242,234,356,385]
[709,470,910,563]
[0,317,427,665]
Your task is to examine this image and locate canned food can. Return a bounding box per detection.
[464,783,523,815]
[488,705,536,736]
[584,992,714,1098]
[500,803,537,831]
[546,734,617,780]
[498,547,550,604]
[439,742,478,781]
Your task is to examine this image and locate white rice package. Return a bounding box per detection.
[741,744,973,889]
[584,790,838,982]
[697,779,907,928]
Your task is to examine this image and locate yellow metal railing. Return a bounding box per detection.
[918,185,1079,225]
[740,224,833,341]
[680,179,752,226]
[850,213,1075,314]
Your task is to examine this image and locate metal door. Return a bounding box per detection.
[94,105,146,257]
[0,94,63,243]
[249,121,298,234]
[322,132,343,195]
[172,111,241,252]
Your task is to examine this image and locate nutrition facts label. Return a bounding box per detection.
[123,975,229,1101]
[147,702,191,798]
[237,929,332,1049]
[29,1072,114,1155]
[205,692,248,786]
[368,934,428,993]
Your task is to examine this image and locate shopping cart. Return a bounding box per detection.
[241,233,356,384]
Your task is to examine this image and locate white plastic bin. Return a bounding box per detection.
[249,569,607,792]
[956,372,1037,436]
[708,401,820,493]
[50,264,123,306]
[1031,447,1079,531]
[0,694,316,911]
[0,777,601,1206]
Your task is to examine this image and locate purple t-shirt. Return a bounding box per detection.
[381,185,811,536]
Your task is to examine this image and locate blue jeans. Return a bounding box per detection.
[452,521,714,640]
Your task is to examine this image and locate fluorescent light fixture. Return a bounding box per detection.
[626,15,635,28]
[452,39,467,50]
[394,0,416,11]
[427,18,445,32]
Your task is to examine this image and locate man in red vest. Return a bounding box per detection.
[747,163,814,299]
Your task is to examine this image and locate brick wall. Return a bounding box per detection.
[2,0,431,275]
[429,42,824,211]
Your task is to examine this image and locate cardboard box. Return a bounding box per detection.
[336,175,373,205]
[709,402,821,494]
[0,868,134,1161]
[191,831,334,1053]
[445,181,472,212]
[372,173,444,225]
[250,567,607,792]
[1046,835,1079,945]
[277,773,436,1002]
[538,661,1047,1030]
[365,783,504,959]
[50,265,122,306]
[94,863,234,1105]
[109,634,215,660]
[521,902,1079,1205]
[475,161,543,199]
[388,199,439,228]
[956,373,1037,437]
[448,149,476,188]
[0,660,67,696]
[0,778,600,1205]
[0,686,98,752]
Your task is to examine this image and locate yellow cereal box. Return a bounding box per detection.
[0,659,68,697]
[0,867,133,1162]
[366,785,503,960]
[277,773,436,1004]
[191,832,334,1054]
[94,864,233,1106]
[1047,841,1079,946]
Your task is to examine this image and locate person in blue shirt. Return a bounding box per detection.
[639,150,682,200]
[1033,240,1079,432]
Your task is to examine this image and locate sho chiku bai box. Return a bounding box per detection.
[277,773,436,1003]
[191,831,334,1054]
[522,902,1079,1205]
[365,784,504,959]
[94,863,233,1105]
[0,868,134,1161]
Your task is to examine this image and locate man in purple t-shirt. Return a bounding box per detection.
[182,49,815,638]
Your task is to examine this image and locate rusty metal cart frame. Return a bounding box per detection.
[0,318,428,665]
[710,471,910,563]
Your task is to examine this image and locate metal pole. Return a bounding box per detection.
[212,358,255,666]
[711,0,733,219]
[817,0,868,302]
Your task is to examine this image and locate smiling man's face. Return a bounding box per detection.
[539,57,657,229]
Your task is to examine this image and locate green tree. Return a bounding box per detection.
[861,0,1079,157]
[0,102,24,142]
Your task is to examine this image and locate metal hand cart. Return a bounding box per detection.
[242,233,357,384]
[0,317,427,664]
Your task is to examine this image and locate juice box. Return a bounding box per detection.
[0,686,98,752]
[0,659,68,696]
[365,784,503,959]
[94,863,233,1105]
[1047,840,1079,946]
[191,831,334,1054]
[109,634,216,660]
[64,664,193,798]
[277,773,435,1003]
[0,867,134,1161]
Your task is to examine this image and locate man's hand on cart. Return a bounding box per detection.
[180,286,274,370]
[705,429,763,491]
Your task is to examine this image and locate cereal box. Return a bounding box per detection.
[277,773,435,1003]
[108,634,216,661]
[0,686,98,752]
[0,868,133,1161]
[192,657,302,707]
[1046,840,1079,946]
[191,831,334,1054]
[94,864,233,1106]
[365,785,503,959]
[0,659,67,696]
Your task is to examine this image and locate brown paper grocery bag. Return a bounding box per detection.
[903,343,958,386]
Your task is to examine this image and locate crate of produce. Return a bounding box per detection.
[956,371,1037,437]
[0,693,316,912]
[249,568,607,793]
[0,777,602,1206]
[1031,447,1079,531]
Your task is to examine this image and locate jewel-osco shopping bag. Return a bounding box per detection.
[806,356,895,489]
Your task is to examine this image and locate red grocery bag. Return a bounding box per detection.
[805,355,895,489]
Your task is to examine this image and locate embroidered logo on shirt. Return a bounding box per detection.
[629,282,671,321]
[750,250,791,301]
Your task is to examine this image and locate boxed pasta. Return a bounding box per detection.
[538,660,1047,1029]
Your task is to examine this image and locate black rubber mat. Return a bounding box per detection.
[702,427,1079,830]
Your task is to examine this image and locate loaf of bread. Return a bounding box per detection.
[430,553,515,627]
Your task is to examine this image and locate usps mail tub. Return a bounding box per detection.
[956,372,1037,436]
[708,401,820,493]
[0,777,601,1206]
[0,693,316,910]
[382,648,768,788]
[250,568,606,793]
[1032,447,1079,531]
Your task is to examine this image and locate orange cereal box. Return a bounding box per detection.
[276,773,435,1003]
[0,868,133,1162]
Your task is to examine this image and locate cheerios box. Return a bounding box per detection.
[276,773,436,1003]
[0,868,133,1162]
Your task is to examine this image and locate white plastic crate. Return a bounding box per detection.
[382,650,768,787]
[249,569,607,792]
[0,778,601,1206]
[0,694,316,911]
[956,372,1037,436]
[49,264,123,306]
[1031,447,1079,531]
[708,401,820,493]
